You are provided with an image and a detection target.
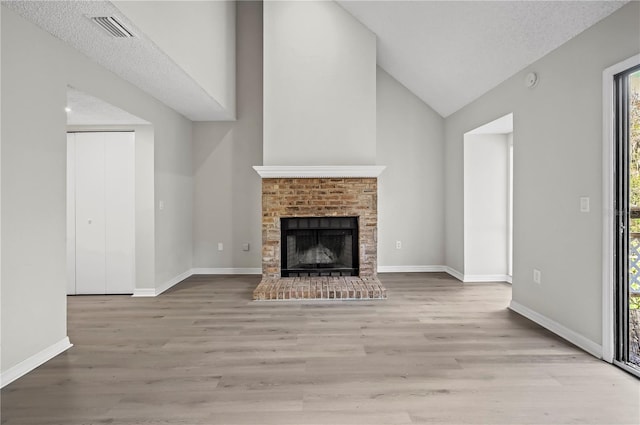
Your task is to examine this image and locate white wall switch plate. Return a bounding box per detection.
[242,243,250,251]
[580,197,590,213]
[396,240,402,249]
[533,269,541,284]
[218,242,224,251]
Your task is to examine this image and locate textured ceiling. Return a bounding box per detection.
[338,0,629,117]
[3,0,230,121]
[66,87,149,126]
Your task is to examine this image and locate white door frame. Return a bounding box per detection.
[602,54,640,363]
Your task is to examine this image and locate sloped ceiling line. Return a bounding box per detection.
[3,0,230,121]
[338,0,628,117]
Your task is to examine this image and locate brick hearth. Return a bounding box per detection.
[253,276,386,300]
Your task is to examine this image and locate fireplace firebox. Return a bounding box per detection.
[281,216,359,277]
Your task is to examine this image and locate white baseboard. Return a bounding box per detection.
[377,265,446,273]
[155,270,194,296]
[440,267,510,284]
[132,288,156,297]
[132,270,193,297]
[444,267,464,281]
[509,300,602,359]
[463,274,511,283]
[132,268,262,298]
[1,337,72,388]
[376,266,500,285]
[191,268,261,275]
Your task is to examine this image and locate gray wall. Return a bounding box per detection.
[1,6,193,374]
[192,1,262,270]
[376,68,445,268]
[2,6,68,374]
[445,1,640,345]
[263,0,376,166]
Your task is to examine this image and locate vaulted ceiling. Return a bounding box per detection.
[338,0,628,117]
[3,0,630,121]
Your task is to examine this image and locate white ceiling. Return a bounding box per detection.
[66,87,149,126]
[338,0,628,117]
[466,113,513,135]
[3,0,228,121]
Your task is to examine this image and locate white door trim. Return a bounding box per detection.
[602,54,640,363]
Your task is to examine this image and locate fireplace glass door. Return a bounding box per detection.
[281,217,359,277]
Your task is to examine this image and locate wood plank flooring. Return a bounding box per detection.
[2,273,639,424]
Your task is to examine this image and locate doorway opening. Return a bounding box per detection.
[463,113,514,283]
[66,87,152,295]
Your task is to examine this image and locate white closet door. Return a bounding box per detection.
[104,132,135,294]
[74,132,107,294]
[69,131,135,295]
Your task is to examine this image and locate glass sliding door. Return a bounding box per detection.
[615,65,640,374]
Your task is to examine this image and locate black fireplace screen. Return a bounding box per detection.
[281,217,359,277]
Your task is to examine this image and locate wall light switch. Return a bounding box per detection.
[396,241,402,249]
[580,197,590,213]
[159,200,164,211]
[242,243,250,251]
[533,269,541,284]
[218,242,224,251]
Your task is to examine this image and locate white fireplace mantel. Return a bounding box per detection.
[253,165,386,179]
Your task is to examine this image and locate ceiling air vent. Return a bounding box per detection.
[91,16,135,38]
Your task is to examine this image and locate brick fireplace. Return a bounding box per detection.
[252,166,386,300]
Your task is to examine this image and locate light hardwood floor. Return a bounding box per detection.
[2,273,639,424]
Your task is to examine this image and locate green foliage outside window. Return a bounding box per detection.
[629,87,640,227]
[629,73,640,305]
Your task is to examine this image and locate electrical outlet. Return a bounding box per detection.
[218,242,224,251]
[533,269,541,284]
[396,240,402,249]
